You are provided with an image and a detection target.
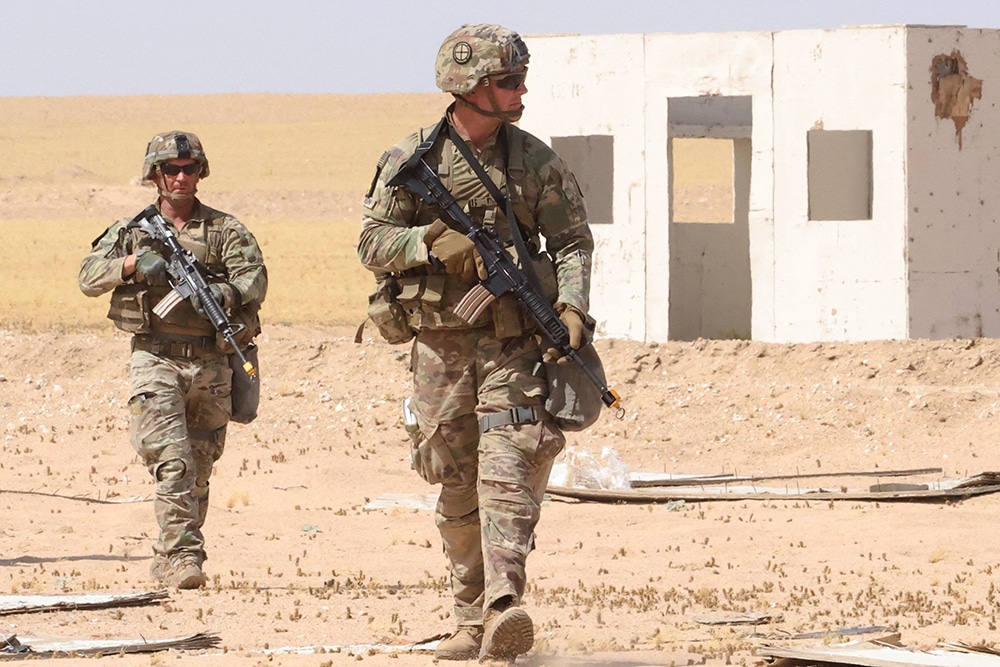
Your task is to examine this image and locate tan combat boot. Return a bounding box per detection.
[479,606,533,661]
[165,553,207,590]
[149,554,169,583]
[433,625,484,660]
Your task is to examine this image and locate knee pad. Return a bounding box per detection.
[153,459,188,484]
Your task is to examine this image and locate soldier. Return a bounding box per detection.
[79,131,267,589]
[358,24,594,662]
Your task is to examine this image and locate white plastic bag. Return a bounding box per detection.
[549,445,631,490]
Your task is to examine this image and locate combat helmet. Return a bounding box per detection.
[142,130,210,182]
[435,24,529,95]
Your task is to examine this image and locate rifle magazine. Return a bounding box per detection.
[152,289,185,319]
[454,284,495,324]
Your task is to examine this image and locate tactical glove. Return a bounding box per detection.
[424,219,478,281]
[542,304,587,365]
[191,283,237,320]
[135,248,168,286]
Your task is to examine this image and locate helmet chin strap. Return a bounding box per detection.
[157,187,197,203]
[456,93,524,123]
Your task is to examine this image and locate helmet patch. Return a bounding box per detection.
[452,41,472,64]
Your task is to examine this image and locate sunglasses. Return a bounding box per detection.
[491,69,528,90]
[159,163,201,176]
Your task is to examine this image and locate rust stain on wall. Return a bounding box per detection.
[930,50,983,149]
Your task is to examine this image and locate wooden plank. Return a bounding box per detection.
[546,483,1000,504]
[630,467,944,488]
[757,640,1000,667]
[1,631,219,658]
[0,591,167,616]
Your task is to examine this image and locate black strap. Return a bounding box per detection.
[479,406,542,433]
[413,115,450,164]
[447,123,546,295]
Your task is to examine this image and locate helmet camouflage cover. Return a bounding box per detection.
[435,24,530,95]
[142,130,210,182]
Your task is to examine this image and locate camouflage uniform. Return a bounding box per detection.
[79,145,266,576]
[359,104,593,631]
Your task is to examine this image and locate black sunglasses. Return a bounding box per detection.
[159,163,201,176]
[492,69,528,90]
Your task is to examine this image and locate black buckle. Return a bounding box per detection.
[479,406,539,434]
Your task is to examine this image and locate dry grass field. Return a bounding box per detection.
[0,93,732,331]
[0,93,451,330]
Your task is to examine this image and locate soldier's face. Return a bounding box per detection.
[467,68,528,120]
[155,159,201,196]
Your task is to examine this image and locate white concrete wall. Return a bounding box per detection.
[522,26,997,344]
[905,27,1000,338]
[521,31,773,341]
[520,33,648,341]
[769,27,909,342]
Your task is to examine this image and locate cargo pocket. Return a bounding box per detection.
[411,424,461,485]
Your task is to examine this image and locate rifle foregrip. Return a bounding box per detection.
[518,286,568,348]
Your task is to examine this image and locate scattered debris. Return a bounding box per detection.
[694,611,781,625]
[263,633,444,656]
[630,467,943,488]
[547,471,1000,503]
[0,489,148,505]
[788,625,896,640]
[549,446,631,491]
[364,492,438,511]
[0,591,167,616]
[758,634,1000,666]
[1,631,219,658]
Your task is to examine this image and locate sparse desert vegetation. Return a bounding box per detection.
[3,94,1000,667]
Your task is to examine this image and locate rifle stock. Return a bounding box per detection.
[387,153,621,411]
[129,205,257,379]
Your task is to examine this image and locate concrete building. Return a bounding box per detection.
[518,25,998,343]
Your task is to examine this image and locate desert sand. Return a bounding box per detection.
[3,94,1000,667]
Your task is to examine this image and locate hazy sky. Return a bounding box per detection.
[2,0,996,97]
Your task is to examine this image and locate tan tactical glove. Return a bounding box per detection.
[424,219,478,281]
[542,304,587,364]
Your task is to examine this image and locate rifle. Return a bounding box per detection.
[387,154,621,413]
[128,205,257,379]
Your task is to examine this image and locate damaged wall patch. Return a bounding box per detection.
[930,50,983,149]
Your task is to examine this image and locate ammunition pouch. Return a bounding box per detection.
[108,284,153,334]
[364,274,417,345]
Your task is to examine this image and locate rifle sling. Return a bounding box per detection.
[446,123,546,297]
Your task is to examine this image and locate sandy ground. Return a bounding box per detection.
[3,93,1000,666]
[4,325,1000,667]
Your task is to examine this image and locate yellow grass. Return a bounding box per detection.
[671,138,734,223]
[0,93,731,331]
[0,217,369,330]
[0,93,452,191]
